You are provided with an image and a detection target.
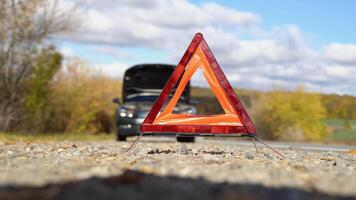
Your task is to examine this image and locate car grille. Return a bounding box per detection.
[136,111,149,118]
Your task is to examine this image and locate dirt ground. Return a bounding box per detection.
[0,139,355,200]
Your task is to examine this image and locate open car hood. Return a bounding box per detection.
[122,64,190,103]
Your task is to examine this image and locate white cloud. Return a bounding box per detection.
[93,62,130,78]
[85,9,115,32]
[60,47,75,57]
[63,0,260,49]
[325,43,356,64]
[92,46,135,59]
[59,0,356,95]
[59,46,131,78]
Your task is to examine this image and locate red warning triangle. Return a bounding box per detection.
[141,33,256,135]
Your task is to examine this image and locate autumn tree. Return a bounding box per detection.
[0,0,75,131]
[253,87,329,141]
[45,59,122,133]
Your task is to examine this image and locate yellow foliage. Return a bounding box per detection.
[253,87,329,141]
[48,59,122,133]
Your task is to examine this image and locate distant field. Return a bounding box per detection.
[324,119,356,128]
[331,129,356,140]
[324,119,356,143]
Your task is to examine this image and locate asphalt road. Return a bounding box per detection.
[0,139,355,200]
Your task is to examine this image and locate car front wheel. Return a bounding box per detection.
[117,135,127,141]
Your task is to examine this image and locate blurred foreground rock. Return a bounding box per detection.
[0,139,355,200]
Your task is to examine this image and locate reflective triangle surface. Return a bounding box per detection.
[141,33,256,134]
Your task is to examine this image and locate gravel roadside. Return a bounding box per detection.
[0,139,355,199]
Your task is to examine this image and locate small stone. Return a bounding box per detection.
[263,152,273,159]
[177,145,189,155]
[244,152,254,160]
[147,149,161,154]
[203,154,221,164]
[57,148,64,153]
[191,148,198,155]
[320,157,334,161]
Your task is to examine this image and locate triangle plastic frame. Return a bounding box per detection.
[140,33,256,135]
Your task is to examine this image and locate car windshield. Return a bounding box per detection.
[126,94,186,103]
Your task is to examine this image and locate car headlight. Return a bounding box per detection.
[118,107,134,118]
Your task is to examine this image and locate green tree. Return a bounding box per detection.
[24,47,62,132]
[342,110,352,130]
[0,0,75,131]
[344,119,352,130]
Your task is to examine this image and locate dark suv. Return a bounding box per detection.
[113,64,197,142]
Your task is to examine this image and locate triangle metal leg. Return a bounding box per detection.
[124,132,285,160]
[252,137,259,155]
[126,132,143,153]
[252,135,285,159]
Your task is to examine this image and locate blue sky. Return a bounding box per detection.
[208,0,356,45]
[59,0,356,95]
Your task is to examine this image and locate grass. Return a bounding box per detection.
[324,119,356,128]
[331,129,356,140]
[323,118,356,144]
[0,132,115,143]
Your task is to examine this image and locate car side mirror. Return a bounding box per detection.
[190,98,200,105]
[112,97,121,105]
